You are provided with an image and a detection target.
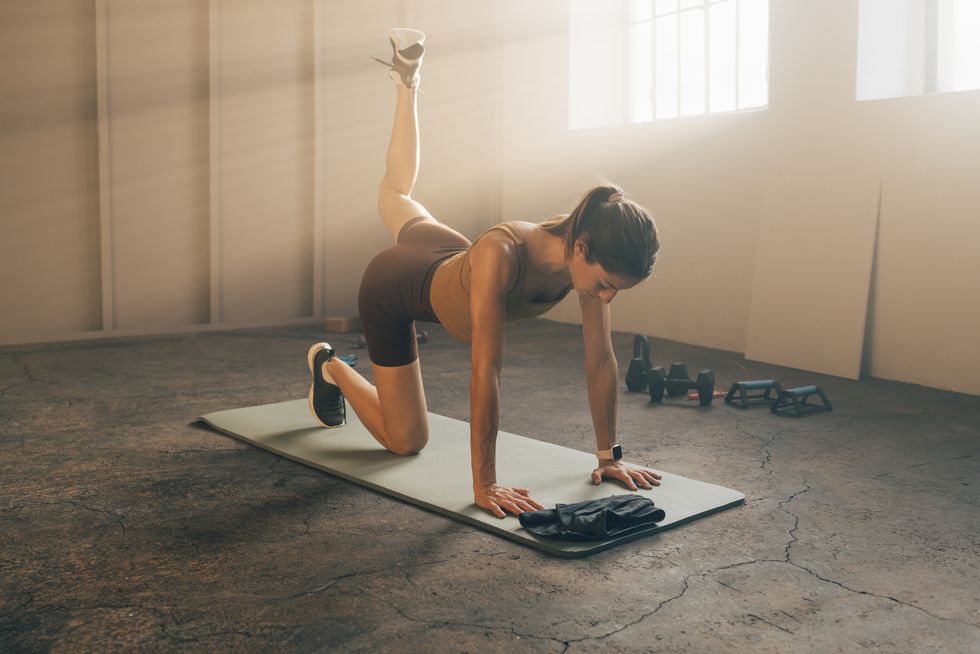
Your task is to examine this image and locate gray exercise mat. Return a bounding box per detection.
[197,399,744,557]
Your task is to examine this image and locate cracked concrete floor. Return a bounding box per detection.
[1,320,978,652]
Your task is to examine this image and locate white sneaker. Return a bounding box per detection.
[371,27,426,88]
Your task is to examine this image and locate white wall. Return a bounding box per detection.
[498,0,766,356]
[2,0,978,395]
[496,0,980,395]
[106,0,210,329]
[0,0,500,338]
[215,0,315,323]
[0,1,102,338]
[0,0,319,341]
[0,2,544,344]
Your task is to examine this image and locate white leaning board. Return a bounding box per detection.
[746,175,879,380]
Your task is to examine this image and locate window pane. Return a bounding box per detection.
[632,0,654,23]
[680,0,704,9]
[938,0,980,92]
[709,0,736,111]
[856,0,924,100]
[630,21,654,122]
[656,0,678,15]
[655,14,679,118]
[738,0,769,108]
[680,8,705,115]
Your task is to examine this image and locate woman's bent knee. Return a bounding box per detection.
[372,359,429,456]
[387,430,429,456]
[389,442,427,457]
[384,418,429,456]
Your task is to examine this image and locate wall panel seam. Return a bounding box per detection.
[313,0,324,317]
[209,0,222,323]
[95,0,114,331]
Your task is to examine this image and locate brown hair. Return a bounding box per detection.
[541,184,659,279]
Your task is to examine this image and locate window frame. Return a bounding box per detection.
[627,0,767,122]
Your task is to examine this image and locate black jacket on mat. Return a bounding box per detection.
[518,494,666,541]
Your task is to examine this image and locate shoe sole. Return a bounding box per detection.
[307,342,344,429]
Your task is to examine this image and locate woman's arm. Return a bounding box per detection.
[468,234,545,518]
[579,293,617,451]
[579,293,662,490]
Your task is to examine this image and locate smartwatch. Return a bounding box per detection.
[597,444,623,461]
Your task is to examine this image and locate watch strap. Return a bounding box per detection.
[597,443,623,461]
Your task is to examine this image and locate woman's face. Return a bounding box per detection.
[570,240,641,304]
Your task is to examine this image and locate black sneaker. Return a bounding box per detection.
[307,342,346,428]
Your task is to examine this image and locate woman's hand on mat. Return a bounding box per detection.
[474,483,546,519]
[591,461,662,491]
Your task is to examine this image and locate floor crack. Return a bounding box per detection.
[269,556,460,602]
[568,576,692,646]
[775,478,979,630]
[65,500,126,532]
[784,558,980,630]
[735,417,783,480]
[10,354,50,385]
[778,479,812,560]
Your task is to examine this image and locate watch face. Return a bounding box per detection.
[612,444,623,460]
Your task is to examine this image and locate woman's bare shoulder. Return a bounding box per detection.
[470,229,517,260]
[470,229,519,284]
[470,229,517,255]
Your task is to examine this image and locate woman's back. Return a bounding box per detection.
[429,221,573,343]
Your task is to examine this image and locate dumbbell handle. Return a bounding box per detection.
[784,385,818,396]
[737,379,778,390]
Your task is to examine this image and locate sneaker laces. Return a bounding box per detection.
[370,56,424,94]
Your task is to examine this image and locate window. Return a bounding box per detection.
[569,0,769,129]
[857,0,980,101]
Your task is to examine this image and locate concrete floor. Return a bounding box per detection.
[1,319,978,652]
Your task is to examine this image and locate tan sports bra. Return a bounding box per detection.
[429,222,573,342]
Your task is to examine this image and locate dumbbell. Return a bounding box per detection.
[625,334,651,392]
[647,363,716,406]
[665,363,690,397]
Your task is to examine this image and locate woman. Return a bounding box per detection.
[308,29,662,519]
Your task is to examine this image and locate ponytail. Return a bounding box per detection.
[542,184,659,279]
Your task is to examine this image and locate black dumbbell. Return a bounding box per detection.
[647,366,667,401]
[625,334,651,392]
[648,364,716,406]
[690,370,716,406]
[666,363,689,397]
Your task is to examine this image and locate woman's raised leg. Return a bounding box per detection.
[377,36,436,241]
[306,30,434,455]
